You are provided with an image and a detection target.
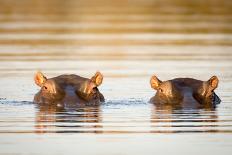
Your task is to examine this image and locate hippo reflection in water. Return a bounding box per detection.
[34,71,105,106]
[149,75,221,108]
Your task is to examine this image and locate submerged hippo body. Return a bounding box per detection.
[34,71,104,106]
[150,75,221,108]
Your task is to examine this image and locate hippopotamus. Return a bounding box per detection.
[33,71,105,106]
[149,75,221,108]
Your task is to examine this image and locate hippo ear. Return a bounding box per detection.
[91,71,103,86]
[34,71,47,87]
[207,76,219,90]
[150,75,162,90]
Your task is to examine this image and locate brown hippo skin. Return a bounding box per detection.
[149,75,221,108]
[33,71,105,106]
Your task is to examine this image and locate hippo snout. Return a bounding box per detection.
[180,91,200,107]
[212,93,221,105]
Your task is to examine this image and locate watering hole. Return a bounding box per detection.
[0,0,232,155]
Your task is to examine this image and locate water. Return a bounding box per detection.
[0,0,232,154]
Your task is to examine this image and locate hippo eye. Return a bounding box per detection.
[43,86,48,90]
[158,88,163,93]
[92,87,97,93]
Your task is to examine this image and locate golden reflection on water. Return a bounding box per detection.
[150,104,220,133]
[0,0,232,154]
[35,105,102,134]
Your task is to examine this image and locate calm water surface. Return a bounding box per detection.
[0,0,232,155]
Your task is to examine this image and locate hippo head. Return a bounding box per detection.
[34,71,104,105]
[74,72,104,102]
[150,75,221,107]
